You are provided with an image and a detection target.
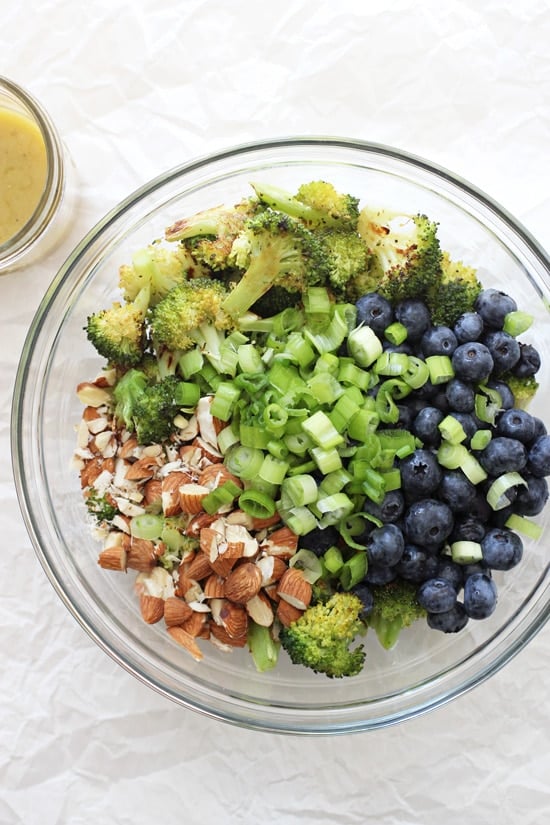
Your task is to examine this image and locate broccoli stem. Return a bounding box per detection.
[222,254,280,318]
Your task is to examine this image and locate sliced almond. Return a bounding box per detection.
[143,478,163,508]
[181,609,207,638]
[246,591,275,627]
[276,567,312,611]
[224,562,262,604]
[209,622,248,648]
[167,626,203,661]
[160,471,189,516]
[276,599,305,628]
[219,601,249,639]
[76,382,112,408]
[264,525,299,558]
[164,596,194,627]
[125,455,160,480]
[185,511,218,537]
[139,593,164,624]
[198,463,242,490]
[97,533,128,571]
[203,573,225,598]
[127,537,157,572]
[256,555,287,586]
[179,483,210,514]
[184,551,213,581]
[119,435,139,460]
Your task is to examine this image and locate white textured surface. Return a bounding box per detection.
[2,1,550,822]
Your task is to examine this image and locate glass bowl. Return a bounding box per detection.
[11,137,550,734]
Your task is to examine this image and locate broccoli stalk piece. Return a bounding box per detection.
[222,209,331,318]
[112,369,188,444]
[279,592,366,678]
[358,208,442,305]
[427,252,482,327]
[165,200,257,271]
[86,286,150,368]
[119,244,207,306]
[251,180,360,229]
[150,278,232,371]
[366,579,426,650]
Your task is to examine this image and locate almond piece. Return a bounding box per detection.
[143,478,162,508]
[276,567,312,611]
[97,541,128,571]
[76,382,112,407]
[127,537,157,572]
[179,483,210,514]
[198,463,243,490]
[276,599,305,627]
[164,596,194,627]
[167,626,203,661]
[224,562,262,604]
[186,511,218,537]
[256,555,287,586]
[125,455,160,480]
[139,593,165,624]
[246,591,275,627]
[264,525,299,558]
[160,471,190,516]
[184,551,213,581]
[219,601,249,639]
[209,622,248,648]
[181,610,207,638]
[203,573,226,598]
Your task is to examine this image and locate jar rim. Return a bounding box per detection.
[0,76,66,271]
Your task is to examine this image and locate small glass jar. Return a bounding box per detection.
[0,76,77,274]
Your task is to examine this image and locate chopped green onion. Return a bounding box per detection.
[304,307,348,353]
[402,355,430,389]
[202,481,242,514]
[289,548,323,583]
[281,474,318,507]
[210,382,241,421]
[425,354,454,385]
[178,348,204,378]
[503,310,533,337]
[337,359,371,390]
[174,381,201,408]
[266,439,289,460]
[347,325,384,368]
[318,468,352,496]
[301,410,344,450]
[438,414,467,445]
[310,446,343,474]
[313,352,340,375]
[347,409,380,442]
[451,540,483,564]
[237,344,264,374]
[384,321,408,345]
[247,621,280,672]
[374,351,410,376]
[504,513,543,540]
[258,454,289,485]
[486,472,527,510]
[461,452,488,484]
[238,489,276,519]
[283,505,318,535]
[470,429,492,451]
[225,444,264,480]
[283,431,314,456]
[315,492,355,525]
[437,442,468,469]
[323,545,344,574]
[340,552,368,590]
[263,403,288,434]
[130,513,164,541]
[306,372,343,405]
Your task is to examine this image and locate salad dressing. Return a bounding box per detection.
[0,107,47,245]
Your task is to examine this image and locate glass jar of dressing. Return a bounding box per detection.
[0,76,76,274]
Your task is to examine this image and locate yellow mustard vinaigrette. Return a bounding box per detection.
[0,107,48,245]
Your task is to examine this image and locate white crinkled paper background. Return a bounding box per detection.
[1,1,549,822]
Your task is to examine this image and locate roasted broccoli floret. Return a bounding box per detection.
[358,208,442,305]
[119,244,206,306]
[85,286,149,368]
[427,252,482,327]
[150,278,231,363]
[503,373,539,409]
[222,209,331,318]
[165,200,257,271]
[279,592,366,678]
[366,579,426,650]
[112,369,187,444]
[251,180,360,229]
[321,229,377,301]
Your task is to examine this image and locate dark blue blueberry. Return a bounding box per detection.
[454,312,484,343]
[486,379,515,410]
[367,524,405,567]
[489,504,517,528]
[438,470,478,513]
[395,299,431,342]
[383,341,413,355]
[478,436,527,475]
[463,572,498,619]
[435,558,465,591]
[395,404,414,430]
[451,342,494,382]
[512,343,541,378]
[404,499,454,548]
[417,577,458,613]
[356,292,394,335]
[445,379,475,412]
[532,417,547,439]
[469,493,492,522]
[483,329,521,374]
[364,563,397,585]
[514,474,549,516]
[298,525,341,556]
[451,514,486,543]
[462,562,491,579]
[395,544,440,583]
[400,449,443,500]
[412,406,445,446]
[481,528,523,571]
[527,435,550,477]
[351,582,374,619]
[497,408,537,444]
[427,602,469,633]
[363,489,405,523]
[420,326,458,357]
[474,288,517,329]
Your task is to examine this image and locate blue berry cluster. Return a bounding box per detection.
[351,289,548,633]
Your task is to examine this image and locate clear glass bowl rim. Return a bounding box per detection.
[11,136,550,734]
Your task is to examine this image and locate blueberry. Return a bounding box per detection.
[351,582,374,619]
[383,341,413,355]
[355,292,394,335]
[427,602,469,633]
[481,528,523,571]
[486,379,515,410]
[364,563,398,585]
[404,499,454,548]
[435,558,465,591]
[412,407,445,445]
[451,342,494,383]
[395,544,440,583]
[478,436,527,475]
[474,288,517,329]
[454,312,484,343]
[496,409,537,444]
[363,489,405,523]
[527,435,550,477]
[514,474,549,516]
[395,299,431,342]
[421,326,458,357]
[451,514,486,543]
[483,329,521,374]
[463,572,498,619]
[445,379,475,413]
[512,343,541,378]
[367,524,405,567]
[400,449,443,499]
[532,417,547,439]
[417,577,458,613]
[298,525,341,556]
[438,470,478,513]
[395,404,414,430]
